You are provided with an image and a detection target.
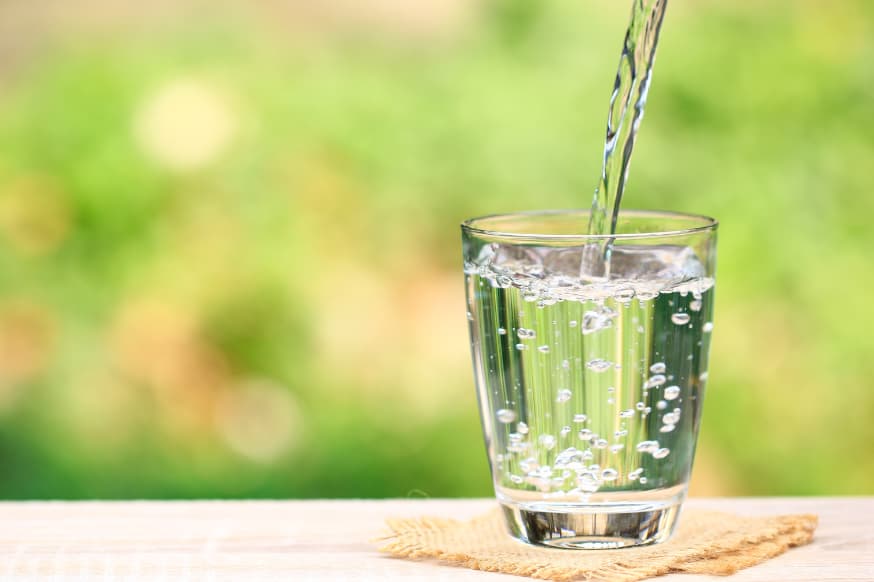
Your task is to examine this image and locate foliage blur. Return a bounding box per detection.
[0,0,871,499]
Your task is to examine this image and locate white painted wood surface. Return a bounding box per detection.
[0,498,870,581]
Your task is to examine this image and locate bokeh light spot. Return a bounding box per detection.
[133,78,238,171]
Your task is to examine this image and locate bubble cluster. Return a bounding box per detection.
[471,251,714,499]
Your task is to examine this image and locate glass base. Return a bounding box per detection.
[500,499,682,549]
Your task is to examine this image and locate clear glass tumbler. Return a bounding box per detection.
[462,210,717,549]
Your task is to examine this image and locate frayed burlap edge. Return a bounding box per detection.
[378,509,817,582]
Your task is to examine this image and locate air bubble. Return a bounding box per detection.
[556,389,572,403]
[509,474,524,484]
[628,468,643,480]
[703,322,714,333]
[637,291,658,302]
[653,448,670,459]
[559,425,572,437]
[576,473,600,493]
[538,434,556,450]
[639,477,648,484]
[593,438,608,449]
[497,327,507,335]
[660,424,676,433]
[636,440,659,454]
[521,290,539,302]
[517,328,536,339]
[664,386,681,400]
[581,311,610,335]
[517,422,529,435]
[645,374,667,389]
[538,345,551,353]
[649,362,666,374]
[656,400,667,410]
[561,359,570,369]
[496,409,516,423]
[520,457,538,472]
[586,359,613,373]
[671,313,691,325]
[610,444,624,454]
[515,343,528,351]
[578,429,593,441]
[573,414,588,423]
[700,371,709,381]
[569,320,578,328]
[466,311,474,321]
[602,468,618,481]
[614,288,635,302]
[690,299,702,312]
[619,409,635,419]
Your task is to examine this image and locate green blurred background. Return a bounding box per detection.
[0,0,871,499]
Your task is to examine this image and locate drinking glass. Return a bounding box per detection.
[462,210,717,549]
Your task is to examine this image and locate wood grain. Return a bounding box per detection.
[0,498,870,581]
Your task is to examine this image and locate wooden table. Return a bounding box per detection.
[0,498,870,581]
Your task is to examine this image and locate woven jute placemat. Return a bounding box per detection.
[379,508,817,581]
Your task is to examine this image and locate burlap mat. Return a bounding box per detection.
[379,507,817,581]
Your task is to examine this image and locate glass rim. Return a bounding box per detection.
[461,209,718,242]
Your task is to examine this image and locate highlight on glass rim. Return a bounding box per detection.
[0,0,871,570]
